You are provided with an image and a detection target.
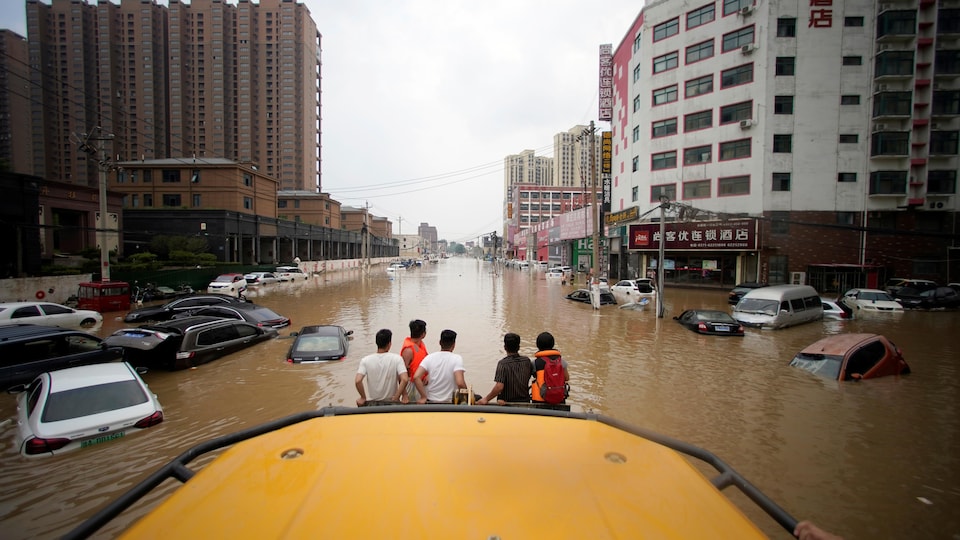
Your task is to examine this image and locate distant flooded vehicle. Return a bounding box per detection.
[731,285,822,329]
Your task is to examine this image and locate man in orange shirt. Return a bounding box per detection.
[400,319,428,403]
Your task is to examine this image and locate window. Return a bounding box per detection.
[653,84,679,105]
[162,194,181,206]
[721,64,753,88]
[774,95,794,114]
[927,170,957,194]
[243,173,252,186]
[777,18,796,37]
[687,3,715,29]
[131,194,139,208]
[719,101,752,124]
[930,131,959,155]
[651,183,677,201]
[842,56,863,66]
[653,18,679,41]
[634,94,642,112]
[653,51,679,73]
[775,57,795,76]
[874,92,913,116]
[278,200,287,208]
[932,90,960,115]
[651,151,677,170]
[162,169,181,183]
[686,40,714,64]
[190,169,200,183]
[773,134,793,153]
[837,212,856,225]
[877,10,917,38]
[632,125,640,142]
[720,139,751,160]
[723,0,751,16]
[844,16,864,27]
[633,63,642,82]
[769,255,788,284]
[685,75,713,98]
[871,132,909,156]
[632,186,639,202]
[192,194,201,207]
[869,171,908,195]
[838,172,857,183]
[722,26,754,52]
[143,194,153,207]
[684,145,712,165]
[685,110,712,131]
[875,51,914,76]
[683,180,711,199]
[719,175,750,196]
[243,197,253,209]
[935,49,960,76]
[772,173,791,191]
[769,211,790,234]
[839,134,859,144]
[841,95,861,105]
[652,118,678,138]
[632,156,639,172]
[142,169,152,182]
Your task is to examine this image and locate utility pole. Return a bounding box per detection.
[76,128,116,282]
[657,196,669,318]
[362,201,369,272]
[589,120,600,282]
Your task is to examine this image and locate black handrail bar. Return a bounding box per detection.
[64,405,797,539]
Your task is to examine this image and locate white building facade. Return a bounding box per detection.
[608,0,959,290]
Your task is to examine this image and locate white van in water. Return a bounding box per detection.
[731,284,823,329]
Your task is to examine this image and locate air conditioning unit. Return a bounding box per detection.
[877,43,892,51]
[874,84,889,92]
[741,44,756,54]
[739,5,755,16]
[739,119,754,129]
[929,200,947,210]
[931,122,941,129]
[873,123,887,131]
[790,271,806,285]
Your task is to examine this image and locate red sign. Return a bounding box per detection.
[808,0,832,27]
[628,219,758,251]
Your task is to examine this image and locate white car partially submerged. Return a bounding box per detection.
[14,362,163,457]
[840,288,904,313]
[0,302,102,329]
[276,266,309,282]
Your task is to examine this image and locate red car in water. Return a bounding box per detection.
[789,333,910,381]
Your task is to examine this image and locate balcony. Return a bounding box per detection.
[915,78,932,87]
[911,158,928,166]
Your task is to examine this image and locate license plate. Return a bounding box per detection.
[715,325,730,332]
[80,431,125,449]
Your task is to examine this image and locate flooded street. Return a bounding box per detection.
[1,258,959,539]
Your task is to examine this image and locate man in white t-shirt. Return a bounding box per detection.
[413,329,466,404]
[355,329,408,406]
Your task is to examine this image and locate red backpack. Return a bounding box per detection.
[540,356,567,404]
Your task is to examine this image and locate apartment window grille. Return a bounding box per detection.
[651,151,678,170]
[687,3,715,29]
[722,26,754,52]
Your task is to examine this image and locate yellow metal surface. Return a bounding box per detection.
[122,412,768,539]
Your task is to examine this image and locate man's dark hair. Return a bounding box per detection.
[536,331,555,351]
[375,328,392,349]
[409,319,426,338]
[503,333,520,353]
[439,329,457,348]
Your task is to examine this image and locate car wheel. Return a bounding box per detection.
[79,318,98,328]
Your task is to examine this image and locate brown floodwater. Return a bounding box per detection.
[1,258,958,539]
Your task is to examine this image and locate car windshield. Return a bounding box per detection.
[214,275,237,283]
[736,298,779,315]
[294,335,341,352]
[859,291,894,301]
[697,311,734,323]
[790,353,844,380]
[245,308,284,322]
[42,380,149,422]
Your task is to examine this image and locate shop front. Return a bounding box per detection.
[628,218,759,289]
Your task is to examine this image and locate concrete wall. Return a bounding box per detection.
[0,274,94,304]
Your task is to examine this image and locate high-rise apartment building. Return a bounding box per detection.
[0,30,32,175]
[552,124,601,188]
[23,0,320,191]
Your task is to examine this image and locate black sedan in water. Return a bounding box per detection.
[895,286,960,310]
[673,309,745,336]
[565,289,617,305]
[172,302,291,329]
[286,325,354,363]
[123,294,247,323]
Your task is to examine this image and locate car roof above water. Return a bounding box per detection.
[738,284,818,301]
[0,324,92,343]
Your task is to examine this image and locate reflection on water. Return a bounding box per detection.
[1,259,958,539]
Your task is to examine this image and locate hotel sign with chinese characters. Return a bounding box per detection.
[809,0,833,28]
[628,219,758,251]
[598,44,613,121]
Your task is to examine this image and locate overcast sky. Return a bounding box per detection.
[5,1,642,244]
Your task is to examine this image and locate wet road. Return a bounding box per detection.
[1,258,958,539]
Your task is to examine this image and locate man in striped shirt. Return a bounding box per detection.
[477,333,534,405]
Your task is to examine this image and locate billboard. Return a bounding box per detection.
[598,44,613,121]
[628,219,758,251]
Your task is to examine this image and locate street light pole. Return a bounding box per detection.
[657,196,669,318]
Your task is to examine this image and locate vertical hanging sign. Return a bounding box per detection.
[599,44,613,121]
[601,131,612,211]
[808,0,833,27]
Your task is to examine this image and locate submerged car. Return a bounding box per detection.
[206,273,247,296]
[789,333,910,381]
[673,310,744,336]
[0,302,102,329]
[172,302,291,329]
[565,289,617,305]
[884,278,937,296]
[105,316,278,370]
[243,272,279,286]
[286,325,354,363]
[895,286,960,310]
[840,288,903,313]
[820,298,853,320]
[13,362,163,457]
[610,278,656,298]
[276,266,309,282]
[0,325,124,391]
[727,282,767,305]
[123,294,247,323]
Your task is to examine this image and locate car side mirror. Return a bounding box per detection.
[6,383,28,394]
[135,366,149,376]
[345,330,354,337]
[289,331,299,337]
